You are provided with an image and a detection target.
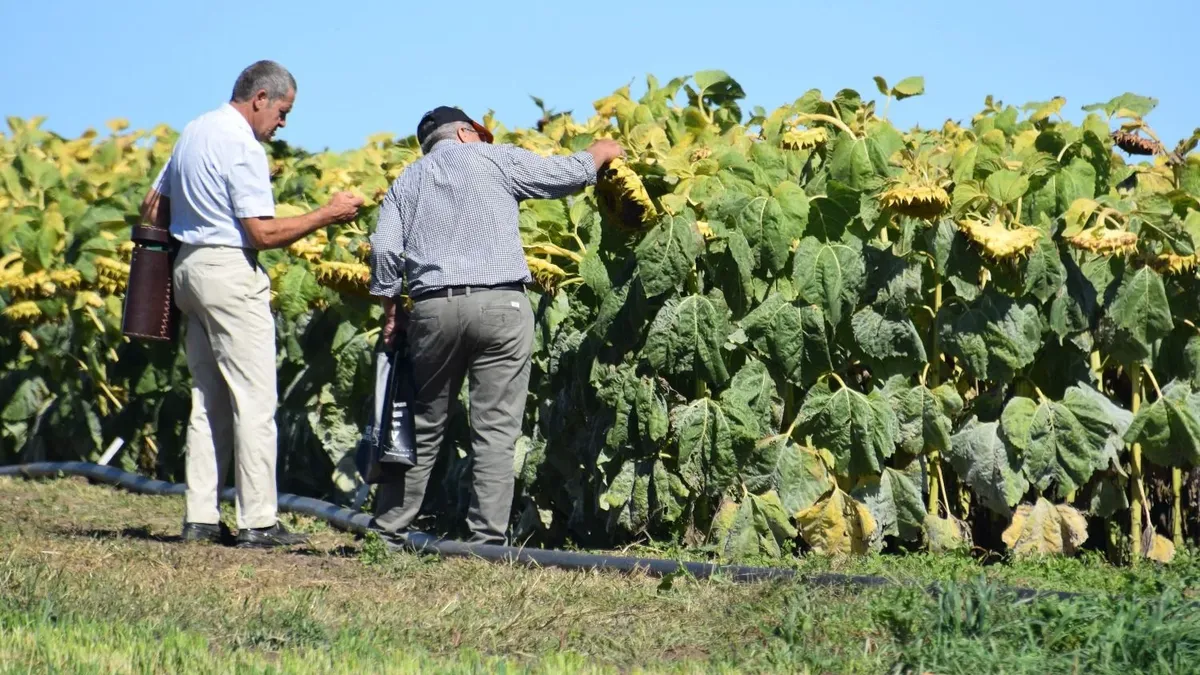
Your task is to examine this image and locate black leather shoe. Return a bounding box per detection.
[181,521,233,544]
[235,522,310,549]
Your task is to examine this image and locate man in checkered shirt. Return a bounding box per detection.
[367,106,624,544]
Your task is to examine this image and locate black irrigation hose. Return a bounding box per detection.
[0,461,1080,601]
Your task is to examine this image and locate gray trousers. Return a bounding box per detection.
[373,288,534,544]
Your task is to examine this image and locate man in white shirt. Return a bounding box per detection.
[140,60,362,548]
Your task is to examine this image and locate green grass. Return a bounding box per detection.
[615,536,1200,596]
[2,476,1199,673]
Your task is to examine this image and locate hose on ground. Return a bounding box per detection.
[0,461,1078,600]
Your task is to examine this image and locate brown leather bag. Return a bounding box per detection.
[121,225,180,342]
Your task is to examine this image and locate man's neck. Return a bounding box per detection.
[226,101,257,137]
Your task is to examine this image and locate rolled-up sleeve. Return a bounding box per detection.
[369,187,406,298]
[228,144,275,219]
[497,146,597,200]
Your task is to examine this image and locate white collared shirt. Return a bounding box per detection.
[152,103,275,249]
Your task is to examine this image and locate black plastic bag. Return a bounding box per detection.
[355,344,417,484]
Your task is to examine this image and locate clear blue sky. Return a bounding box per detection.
[3,0,1197,153]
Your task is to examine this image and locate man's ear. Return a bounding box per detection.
[253,89,269,111]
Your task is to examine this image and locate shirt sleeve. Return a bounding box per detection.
[368,185,407,298]
[151,159,171,197]
[228,142,276,219]
[494,145,597,200]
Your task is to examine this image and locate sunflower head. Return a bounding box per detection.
[780,127,829,151]
[1066,226,1139,257]
[312,261,371,296]
[879,183,951,220]
[1112,129,1159,156]
[1151,253,1197,275]
[526,256,570,294]
[49,268,82,290]
[595,157,658,232]
[958,216,1042,260]
[3,300,45,323]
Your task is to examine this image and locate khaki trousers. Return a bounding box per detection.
[172,243,278,530]
[373,288,534,544]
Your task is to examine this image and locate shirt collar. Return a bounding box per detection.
[221,103,257,138]
[429,139,461,153]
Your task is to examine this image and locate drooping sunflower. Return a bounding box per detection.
[1112,129,1159,156]
[49,268,82,291]
[312,260,371,297]
[878,146,952,221]
[1066,226,1139,257]
[287,229,328,263]
[2,270,53,300]
[958,216,1042,260]
[595,157,657,232]
[95,256,130,293]
[1151,253,1197,275]
[780,127,829,151]
[879,181,951,220]
[3,300,44,323]
[526,256,570,294]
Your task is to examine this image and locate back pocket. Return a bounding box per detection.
[479,302,522,329]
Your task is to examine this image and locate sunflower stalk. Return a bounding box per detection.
[927,280,944,516]
[1136,362,1186,547]
[1174,468,1184,548]
[1130,365,1144,565]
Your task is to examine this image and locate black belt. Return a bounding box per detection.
[410,283,526,302]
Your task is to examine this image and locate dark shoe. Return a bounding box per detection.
[235,522,310,549]
[181,521,233,545]
[365,521,409,551]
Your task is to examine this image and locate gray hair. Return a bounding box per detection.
[421,121,470,154]
[230,60,297,103]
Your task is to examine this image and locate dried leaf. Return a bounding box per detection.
[924,513,972,553]
[796,488,876,555]
[1001,498,1089,556]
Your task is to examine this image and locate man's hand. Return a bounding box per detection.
[241,191,364,249]
[321,191,364,224]
[586,139,625,168]
[380,297,409,350]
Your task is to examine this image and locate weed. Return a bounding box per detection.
[359,530,390,566]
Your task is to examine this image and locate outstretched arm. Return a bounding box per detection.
[239,194,361,250]
[227,143,363,250]
[499,139,625,200]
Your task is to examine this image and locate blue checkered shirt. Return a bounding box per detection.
[368,140,598,298]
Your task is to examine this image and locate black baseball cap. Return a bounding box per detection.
[416,106,494,145]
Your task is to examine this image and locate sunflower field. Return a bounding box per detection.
[3,70,1200,565]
